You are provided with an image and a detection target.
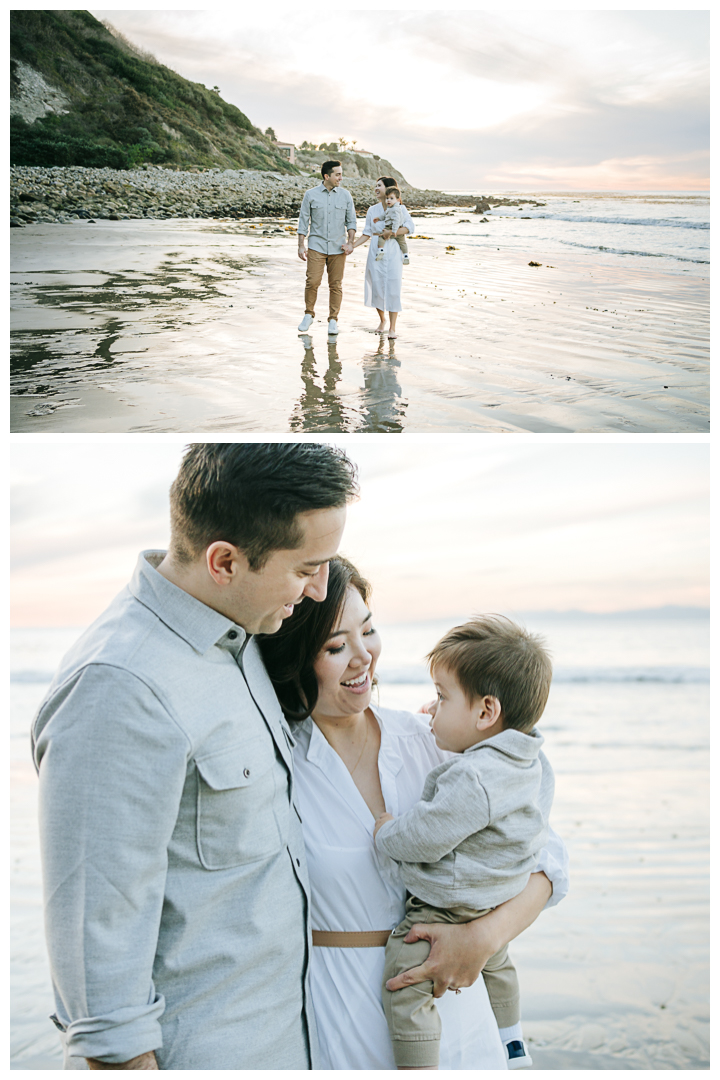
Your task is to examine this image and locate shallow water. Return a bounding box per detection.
[11,212,709,434]
[10,617,709,1069]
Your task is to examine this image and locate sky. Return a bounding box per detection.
[91,8,710,191]
[10,439,709,627]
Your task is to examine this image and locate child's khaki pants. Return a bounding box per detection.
[381,896,520,1069]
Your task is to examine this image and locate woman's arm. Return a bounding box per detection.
[385,871,552,997]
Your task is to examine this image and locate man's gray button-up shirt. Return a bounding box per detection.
[32,551,316,1070]
[298,183,357,254]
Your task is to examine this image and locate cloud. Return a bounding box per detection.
[91,9,709,190]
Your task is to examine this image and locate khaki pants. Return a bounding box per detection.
[304,249,346,320]
[381,896,520,1069]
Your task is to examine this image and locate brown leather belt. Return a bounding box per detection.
[312,930,391,948]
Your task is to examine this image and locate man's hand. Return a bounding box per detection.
[385,920,498,999]
[341,242,354,255]
[298,244,308,261]
[87,1051,158,1070]
[374,811,394,839]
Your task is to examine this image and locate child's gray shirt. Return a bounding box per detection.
[383,204,405,233]
[375,728,554,909]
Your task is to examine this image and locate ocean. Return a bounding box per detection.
[10,613,709,1069]
[439,191,709,278]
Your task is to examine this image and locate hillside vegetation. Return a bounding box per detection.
[10,10,297,172]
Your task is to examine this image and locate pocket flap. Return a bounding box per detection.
[195,739,271,791]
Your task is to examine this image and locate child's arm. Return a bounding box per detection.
[375,764,490,863]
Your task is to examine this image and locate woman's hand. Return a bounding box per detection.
[384,920,499,998]
[380,228,392,240]
[385,872,553,998]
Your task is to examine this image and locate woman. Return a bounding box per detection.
[260,558,568,1070]
[353,177,415,339]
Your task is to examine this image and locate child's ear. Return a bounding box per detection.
[475,695,502,730]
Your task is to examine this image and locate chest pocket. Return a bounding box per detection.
[195,738,283,870]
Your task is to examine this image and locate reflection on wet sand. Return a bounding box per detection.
[11,219,709,432]
[291,336,407,432]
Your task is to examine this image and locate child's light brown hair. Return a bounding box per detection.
[427,615,552,733]
[384,186,402,201]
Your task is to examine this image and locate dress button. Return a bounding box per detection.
[227,630,238,640]
[243,768,251,778]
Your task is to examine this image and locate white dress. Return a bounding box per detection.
[292,706,570,1070]
[363,203,415,312]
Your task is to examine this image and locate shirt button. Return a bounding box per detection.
[227,630,238,640]
[296,858,301,867]
[243,768,251,778]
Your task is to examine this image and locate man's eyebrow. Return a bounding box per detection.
[327,612,372,639]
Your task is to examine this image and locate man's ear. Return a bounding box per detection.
[475,695,502,731]
[205,541,248,585]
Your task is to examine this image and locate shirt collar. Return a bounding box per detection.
[129,550,248,656]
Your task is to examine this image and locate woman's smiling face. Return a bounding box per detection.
[313,585,381,719]
[375,178,387,199]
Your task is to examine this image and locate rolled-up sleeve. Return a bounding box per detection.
[400,205,415,234]
[534,824,569,909]
[33,664,190,1063]
[298,190,311,236]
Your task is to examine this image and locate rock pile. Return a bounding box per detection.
[10,165,477,226]
[474,196,546,213]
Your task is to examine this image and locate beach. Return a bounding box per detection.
[10,615,709,1070]
[11,196,708,434]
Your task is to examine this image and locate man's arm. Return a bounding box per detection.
[385,871,553,997]
[33,665,189,1066]
[297,191,312,260]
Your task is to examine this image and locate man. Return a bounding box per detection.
[31,443,357,1070]
[297,160,356,338]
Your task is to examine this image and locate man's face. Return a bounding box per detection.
[325,166,343,188]
[228,505,347,635]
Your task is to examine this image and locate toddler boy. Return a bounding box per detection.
[374,615,555,1070]
[375,186,410,264]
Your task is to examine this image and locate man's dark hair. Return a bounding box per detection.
[321,160,341,178]
[259,556,371,720]
[169,443,358,570]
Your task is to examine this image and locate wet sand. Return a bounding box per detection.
[11,217,709,433]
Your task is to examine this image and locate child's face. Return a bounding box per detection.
[385,193,398,206]
[427,665,484,753]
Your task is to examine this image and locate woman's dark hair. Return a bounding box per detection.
[169,443,358,569]
[377,176,397,190]
[259,556,371,721]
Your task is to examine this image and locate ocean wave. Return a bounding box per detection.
[378,665,708,685]
[499,213,708,231]
[556,239,709,264]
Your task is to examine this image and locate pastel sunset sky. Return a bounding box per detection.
[11,440,709,627]
[91,8,709,192]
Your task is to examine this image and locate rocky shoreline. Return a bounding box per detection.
[10,165,486,226]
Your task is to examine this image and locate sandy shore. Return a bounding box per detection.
[11,216,708,433]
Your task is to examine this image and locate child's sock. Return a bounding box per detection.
[498,1023,532,1070]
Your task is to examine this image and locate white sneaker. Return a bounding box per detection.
[297,314,313,332]
[375,251,385,261]
[327,319,339,335]
[403,254,410,264]
[505,1040,533,1069]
